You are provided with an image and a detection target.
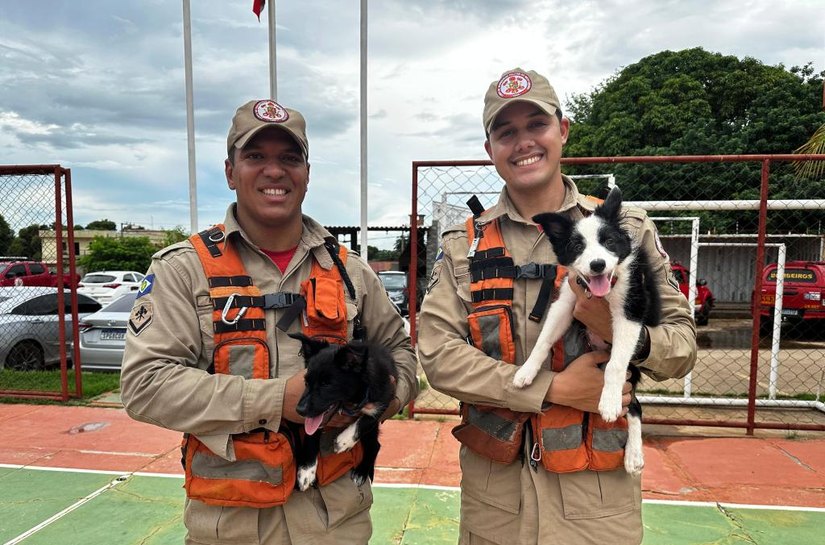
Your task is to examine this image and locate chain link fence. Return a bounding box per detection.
[0,165,83,400]
[409,155,825,432]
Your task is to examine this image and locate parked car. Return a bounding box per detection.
[0,287,102,370]
[758,261,825,333]
[78,292,137,371]
[0,259,80,288]
[670,262,715,326]
[378,271,409,315]
[77,270,145,305]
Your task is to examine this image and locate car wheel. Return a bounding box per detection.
[6,341,45,371]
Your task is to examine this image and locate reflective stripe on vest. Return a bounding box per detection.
[182,226,362,508]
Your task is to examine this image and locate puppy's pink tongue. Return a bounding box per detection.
[588,275,611,297]
[304,415,324,436]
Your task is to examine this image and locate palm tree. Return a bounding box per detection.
[793,86,825,179]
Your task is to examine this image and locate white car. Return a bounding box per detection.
[78,292,137,371]
[77,271,145,305]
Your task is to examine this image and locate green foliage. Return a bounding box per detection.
[0,214,13,256]
[78,236,156,272]
[159,226,189,247]
[6,224,46,260]
[563,48,825,233]
[85,219,117,230]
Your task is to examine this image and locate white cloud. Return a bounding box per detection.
[0,0,822,247]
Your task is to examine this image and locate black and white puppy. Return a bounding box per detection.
[512,187,660,475]
[289,333,398,490]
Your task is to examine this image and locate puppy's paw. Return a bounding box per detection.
[334,424,359,453]
[297,460,318,491]
[513,363,538,388]
[624,447,645,476]
[598,390,623,422]
[350,469,368,487]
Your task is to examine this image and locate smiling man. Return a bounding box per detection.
[417,69,696,545]
[120,99,418,545]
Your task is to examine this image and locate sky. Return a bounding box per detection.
[1,0,823,249]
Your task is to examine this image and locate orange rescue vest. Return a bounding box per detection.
[455,213,629,473]
[181,225,362,508]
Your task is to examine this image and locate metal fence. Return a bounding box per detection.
[409,154,825,433]
[0,165,82,400]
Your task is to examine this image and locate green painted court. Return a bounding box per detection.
[2,466,823,545]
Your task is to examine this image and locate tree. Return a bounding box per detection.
[78,236,156,272]
[7,224,47,260]
[85,219,117,230]
[158,226,189,248]
[0,214,13,256]
[564,48,825,233]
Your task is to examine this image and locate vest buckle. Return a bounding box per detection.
[220,293,248,325]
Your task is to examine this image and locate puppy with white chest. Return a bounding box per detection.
[289,332,398,491]
[513,186,660,475]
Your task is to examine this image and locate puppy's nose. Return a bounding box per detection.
[590,259,606,274]
[296,393,309,417]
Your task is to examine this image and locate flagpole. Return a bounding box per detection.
[182,0,198,234]
[268,0,277,100]
[359,0,368,258]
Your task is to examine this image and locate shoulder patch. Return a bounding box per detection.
[653,231,670,260]
[136,274,154,298]
[128,301,154,336]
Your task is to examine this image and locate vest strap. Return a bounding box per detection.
[471,287,514,303]
[214,318,266,333]
[213,292,303,311]
[209,276,253,288]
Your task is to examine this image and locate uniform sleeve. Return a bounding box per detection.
[120,250,284,437]
[628,212,698,380]
[417,233,553,413]
[354,260,419,409]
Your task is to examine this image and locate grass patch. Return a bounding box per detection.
[0,369,120,404]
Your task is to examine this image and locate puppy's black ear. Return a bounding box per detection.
[287,332,329,360]
[532,212,572,246]
[335,343,366,372]
[596,186,623,223]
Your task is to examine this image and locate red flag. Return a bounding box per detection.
[253,0,265,21]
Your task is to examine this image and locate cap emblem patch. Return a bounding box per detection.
[253,100,289,123]
[497,71,532,98]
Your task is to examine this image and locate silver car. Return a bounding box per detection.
[0,287,102,370]
[78,292,137,371]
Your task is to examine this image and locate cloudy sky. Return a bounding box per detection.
[1,0,822,248]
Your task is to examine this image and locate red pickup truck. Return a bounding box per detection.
[670,262,715,326]
[759,261,825,332]
[0,259,78,288]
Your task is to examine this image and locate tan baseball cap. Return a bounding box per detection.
[483,68,561,135]
[226,99,309,158]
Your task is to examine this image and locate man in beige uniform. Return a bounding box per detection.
[417,69,696,544]
[121,99,418,545]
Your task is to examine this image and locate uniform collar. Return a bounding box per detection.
[478,174,584,227]
[222,203,338,270]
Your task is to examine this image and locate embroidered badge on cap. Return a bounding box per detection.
[253,100,289,123]
[128,301,154,336]
[136,274,154,299]
[497,71,532,99]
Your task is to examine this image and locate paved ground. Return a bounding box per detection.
[1,404,824,544]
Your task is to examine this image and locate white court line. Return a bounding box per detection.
[3,463,825,514]
[2,475,130,545]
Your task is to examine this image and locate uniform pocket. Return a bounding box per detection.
[558,469,638,520]
[316,473,374,530]
[458,445,521,514]
[196,295,214,363]
[184,500,260,544]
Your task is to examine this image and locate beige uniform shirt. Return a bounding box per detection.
[417,177,696,545]
[121,204,418,545]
